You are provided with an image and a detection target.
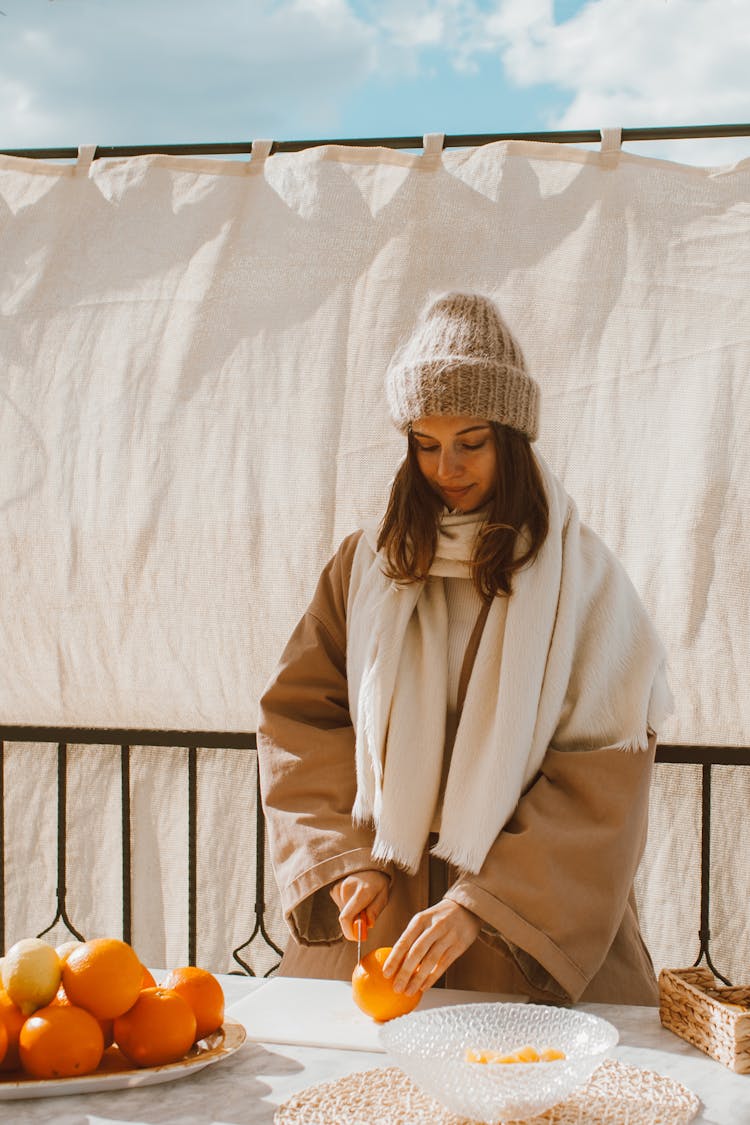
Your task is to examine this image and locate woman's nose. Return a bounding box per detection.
[436,447,462,480]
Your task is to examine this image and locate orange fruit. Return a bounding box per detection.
[0,1018,7,1066]
[160,966,224,1041]
[19,1004,104,1079]
[141,964,157,989]
[49,982,70,1007]
[113,987,197,1067]
[352,947,423,1022]
[49,983,113,1046]
[98,1017,115,1050]
[0,989,26,1071]
[62,938,143,1020]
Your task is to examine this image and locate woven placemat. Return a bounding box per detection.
[274,1058,701,1125]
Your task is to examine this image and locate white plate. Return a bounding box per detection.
[0,1018,246,1100]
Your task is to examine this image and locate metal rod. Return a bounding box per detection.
[56,742,67,923]
[692,762,732,985]
[0,742,5,955]
[255,767,284,974]
[655,745,750,766]
[121,745,132,945]
[0,725,256,750]
[255,765,266,927]
[0,728,746,763]
[2,122,750,161]
[188,745,198,967]
[36,744,85,942]
[231,762,283,976]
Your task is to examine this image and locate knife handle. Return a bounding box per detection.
[354,913,368,941]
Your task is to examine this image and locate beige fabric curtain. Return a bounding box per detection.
[1,133,748,977]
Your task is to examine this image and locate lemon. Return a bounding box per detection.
[1,938,61,1015]
[55,940,82,965]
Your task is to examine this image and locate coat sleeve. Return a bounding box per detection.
[445,731,656,1002]
[257,531,391,946]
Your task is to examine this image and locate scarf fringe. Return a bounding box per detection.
[351,799,370,827]
[371,835,421,876]
[610,730,651,753]
[429,836,484,877]
[648,659,675,732]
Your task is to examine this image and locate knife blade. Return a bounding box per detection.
[354,912,368,964]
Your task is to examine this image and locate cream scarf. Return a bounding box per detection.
[346,452,673,876]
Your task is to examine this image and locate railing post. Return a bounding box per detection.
[692,762,731,985]
[188,745,198,966]
[36,743,85,943]
[0,741,5,954]
[121,745,132,945]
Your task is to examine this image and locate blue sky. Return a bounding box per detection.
[0,0,748,166]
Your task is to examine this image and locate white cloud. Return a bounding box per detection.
[0,0,377,146]
[483,0,750,165]
[360,1,443,47]
[361,0,750,164]
[362,0,750,163]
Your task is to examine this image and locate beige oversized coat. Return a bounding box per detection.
[257,531,659,1006]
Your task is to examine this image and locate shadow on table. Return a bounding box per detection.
[3,1042,305,1125]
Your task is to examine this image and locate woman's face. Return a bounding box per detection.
[411,415,497,512]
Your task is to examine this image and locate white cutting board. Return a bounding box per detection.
[228,976,526,1053]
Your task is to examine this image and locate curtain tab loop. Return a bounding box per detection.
[75,144,97,175]
[599,127,622,170]
[250,138,274,163]
[422,133,444,157]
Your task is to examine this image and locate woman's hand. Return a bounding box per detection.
[329,869,390,941]
[383,899,481,995]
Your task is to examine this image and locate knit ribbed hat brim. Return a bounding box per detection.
[385,292,540,441]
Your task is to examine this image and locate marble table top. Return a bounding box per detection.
[2,973,748,1123]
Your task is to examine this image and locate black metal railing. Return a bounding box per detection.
[0,726,283,977]
[2,122,750,162]
[654,745,750,985]
[0,725,748,982]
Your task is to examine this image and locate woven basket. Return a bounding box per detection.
[659,966,750,1073]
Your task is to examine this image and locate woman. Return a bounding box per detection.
[257,291,672,1005]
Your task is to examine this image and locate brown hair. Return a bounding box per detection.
[377,422,549,600]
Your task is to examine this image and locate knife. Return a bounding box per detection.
[354,912,368,964]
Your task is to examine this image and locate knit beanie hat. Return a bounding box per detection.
[385,291,540,441]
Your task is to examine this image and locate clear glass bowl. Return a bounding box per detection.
[378,1002,618,1123]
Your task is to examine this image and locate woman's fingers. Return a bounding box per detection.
[330,870,390,939]
[386,927,453,994]
[339,881,389,938]
[384,900,481,994]
[382,916,426,979]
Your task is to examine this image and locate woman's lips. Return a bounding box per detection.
[442,485,472,498]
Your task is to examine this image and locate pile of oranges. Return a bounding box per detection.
[0,936,225,1080]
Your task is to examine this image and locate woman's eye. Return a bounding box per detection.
[415,439,487,453]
